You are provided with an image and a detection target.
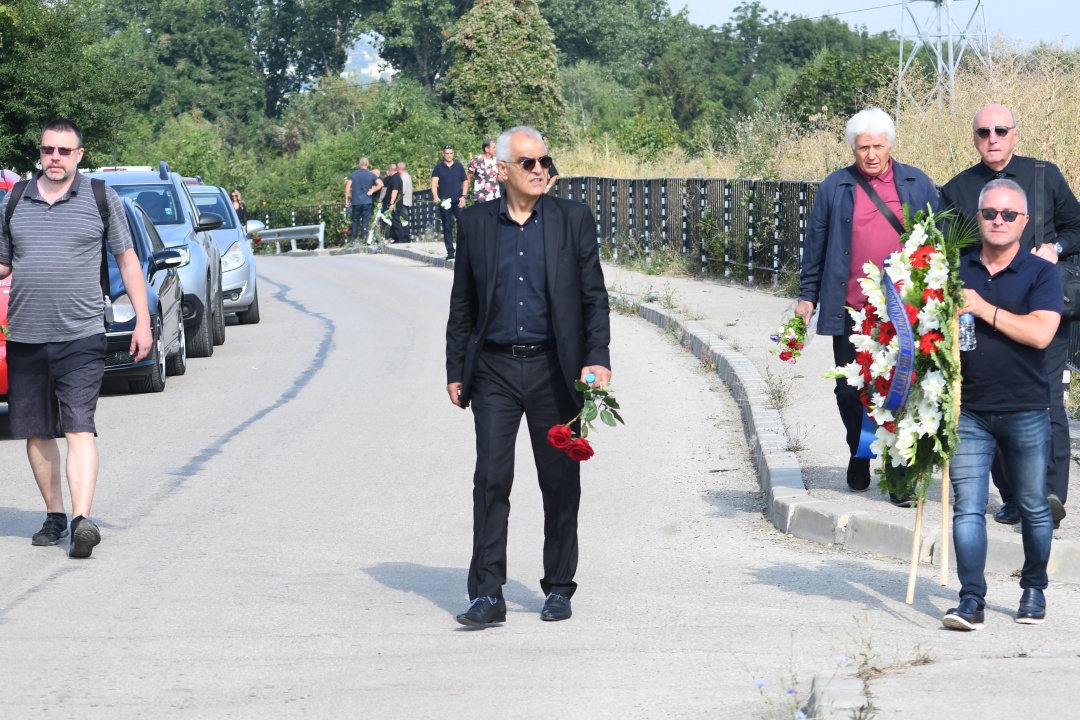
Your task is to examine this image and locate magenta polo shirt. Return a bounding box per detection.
[847,163,904,309]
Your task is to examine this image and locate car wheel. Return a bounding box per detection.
[212,282,226,345]
[166,303,187,376]
[186,289,214,358]
[130,316,166,393]
[237,285,260,324]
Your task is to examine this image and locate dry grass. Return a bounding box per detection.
[554,39,1080,187]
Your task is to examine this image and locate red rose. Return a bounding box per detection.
[779,350,793,361]
[565,437,595,462]
[548,425,574,450]
[919,331,944,355]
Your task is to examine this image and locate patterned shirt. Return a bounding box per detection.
[468,155,501,202]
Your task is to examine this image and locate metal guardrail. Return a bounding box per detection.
[258,223,325,253]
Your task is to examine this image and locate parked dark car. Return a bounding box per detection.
[103,198,187,393]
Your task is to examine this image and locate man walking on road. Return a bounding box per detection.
[345,158,382,244]
[431,144,468,259]
[943,179,1061,631]
[940,103,1080,529]
[445,126,611,626]
[796,108,939,499]
[466,139,501,203]
[397,162,413,241]
[384,163,407,244]
[0,118,152,559]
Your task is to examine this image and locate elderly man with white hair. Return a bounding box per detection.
[796,107,939,499]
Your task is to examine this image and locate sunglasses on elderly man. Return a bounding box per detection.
[978,208,1026,222]
[975,126,1014,139]
[39,146,79,156]
[511,155,554,172]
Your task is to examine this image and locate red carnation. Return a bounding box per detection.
[923,287,944,303]
[919,331,944,355]
[565,437,595,462]
[547,425,574,450]
[779,351,793,361]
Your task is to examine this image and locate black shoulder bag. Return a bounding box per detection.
[1033,162,1080,322]
[847,167,906,236]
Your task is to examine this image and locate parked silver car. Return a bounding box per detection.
[88,163,226,356]
[188,185,260,323]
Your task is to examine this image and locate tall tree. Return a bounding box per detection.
[440,0,570,140]
[358,0,470,93]
[0,0,145,169]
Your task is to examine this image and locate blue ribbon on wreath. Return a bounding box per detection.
[855,260,918,459]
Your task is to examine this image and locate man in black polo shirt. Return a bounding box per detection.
[430,144,468,259]
[941,103,1080,528]
[943,179,1062,631]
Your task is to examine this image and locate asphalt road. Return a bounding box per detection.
[1,253,1078,718]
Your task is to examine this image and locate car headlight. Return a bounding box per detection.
[221,241,246,272]
[110,294,136,323]
[174,245,191,267]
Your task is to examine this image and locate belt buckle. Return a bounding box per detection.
[511,344,528,358]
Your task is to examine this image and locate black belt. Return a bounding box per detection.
[484,342,556,358]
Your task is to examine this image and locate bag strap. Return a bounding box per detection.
[847,167,906,236]
[1034,161,1046,248]
[90,178,112,301]
[3,180,30,237]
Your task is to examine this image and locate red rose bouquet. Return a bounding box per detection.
[547,378,623,462]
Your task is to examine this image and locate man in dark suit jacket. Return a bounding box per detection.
[445,126,611,627]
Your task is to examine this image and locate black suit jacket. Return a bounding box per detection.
[446,195,611,408]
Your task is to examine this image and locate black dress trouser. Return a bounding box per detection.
[831,314,865,457]
[468,348,582,601]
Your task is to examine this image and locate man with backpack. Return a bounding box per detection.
[0,118,151,559]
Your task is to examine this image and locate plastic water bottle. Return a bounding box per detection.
[959,313,976,351]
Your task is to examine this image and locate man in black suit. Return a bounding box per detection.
[445,126,611,627]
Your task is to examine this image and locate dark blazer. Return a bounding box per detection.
[799,160,939,336]
[446,195,611,407]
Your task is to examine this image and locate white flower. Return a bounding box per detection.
[871,427,897,455]
[851,333,880,353]
[869,404,895,424]
[849,307,866,326]
[917,298,943,331]
[440,198,452,210]
[871,352,894,379]
[840,363,865,390]
[926,253,949,289]
[904,223,929,254]
[916,402,942,436]
[920,370,947,404]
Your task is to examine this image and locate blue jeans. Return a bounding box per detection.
[350,203,373,241]
[951,408,1053,605]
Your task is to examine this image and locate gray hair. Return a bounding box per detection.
[359,157,369,168]
[495,126,546,163]
[397,162,407,171]
[845,108,896,148]
[978,178,1028,213]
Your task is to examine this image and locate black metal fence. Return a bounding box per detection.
[257,177,1080,370]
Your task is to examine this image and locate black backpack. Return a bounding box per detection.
[4,176,112,302]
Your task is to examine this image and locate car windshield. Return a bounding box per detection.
[191,192,237,229]
[0,189,7,203]
[108,184,184,225]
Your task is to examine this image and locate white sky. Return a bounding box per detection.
[674,1,1076,48]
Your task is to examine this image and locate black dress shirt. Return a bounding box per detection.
[486,195,554,345]
[940,155,1080,257]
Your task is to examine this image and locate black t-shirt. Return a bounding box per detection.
[382,173,403,209]
[432,161,467,201]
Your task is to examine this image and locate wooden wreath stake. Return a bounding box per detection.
[906,497,925,605]
[940,317,962,587]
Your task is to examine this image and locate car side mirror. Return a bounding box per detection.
[245,219,265,237]
[195,212,224,232]
[151,248,185,274]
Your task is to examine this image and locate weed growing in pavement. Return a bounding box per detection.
[765,367,795,410]
[849,705,879,720]
[785,423,806,453]
[753,676,808,720]
[607,283,643,316]
[658,281,679,310]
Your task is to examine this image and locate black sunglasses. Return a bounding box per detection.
[512,155,553,172]
[978,208,1026,222]
[975,126,1014,139]
[39,146,79,156]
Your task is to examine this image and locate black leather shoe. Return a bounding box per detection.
[942,597,985,631]
[1048,494,1066,530]
[847,457,871,492]
[1016,588,1046,625]
[994,501,1020,525]
[889,491,915,508]
[540,593,572,621]
[455,596,506,626]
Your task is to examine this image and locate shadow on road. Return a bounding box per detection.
[363,561,547,617]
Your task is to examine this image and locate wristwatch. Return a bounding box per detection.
[1054,242,1064,254]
